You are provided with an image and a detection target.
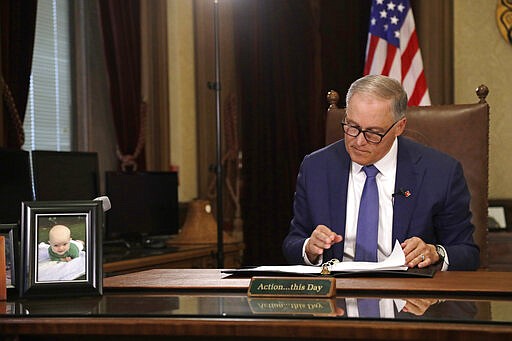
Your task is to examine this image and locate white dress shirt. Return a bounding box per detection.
[343,138,398,262]
[345,297,406,318]
[302,138,397,264]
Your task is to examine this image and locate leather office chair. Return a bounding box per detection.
[325,85,490,268]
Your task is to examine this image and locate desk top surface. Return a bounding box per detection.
[104,268,512,296]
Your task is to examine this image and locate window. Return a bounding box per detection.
[23,0,73,151]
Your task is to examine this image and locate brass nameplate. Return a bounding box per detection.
[248,276,336,297]
[248,297,337,316]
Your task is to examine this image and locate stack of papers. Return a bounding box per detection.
[253,240,408,275]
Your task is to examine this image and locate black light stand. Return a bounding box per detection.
[207,0,224,268]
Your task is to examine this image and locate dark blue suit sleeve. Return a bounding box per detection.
[282,158,312,264]
[433,161,480,270]
[282,141,348,265]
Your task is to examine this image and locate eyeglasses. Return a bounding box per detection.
[341,118,402,144]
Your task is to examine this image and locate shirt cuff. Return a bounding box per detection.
[437,245,449,271]
[302,238,323,265]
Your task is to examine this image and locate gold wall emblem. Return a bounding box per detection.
[497,0,512,45]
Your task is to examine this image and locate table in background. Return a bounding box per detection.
[103,242,245,276]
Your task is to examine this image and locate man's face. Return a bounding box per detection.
[344,93,406,165]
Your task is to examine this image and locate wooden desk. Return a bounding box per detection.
[2,270,512,340]
[103,243,245,276]
[104,268,512,296]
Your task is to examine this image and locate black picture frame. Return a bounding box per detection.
[0,223,18,291]
[488,199,512,230]
[20,201,103,298]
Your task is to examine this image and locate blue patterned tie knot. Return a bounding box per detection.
[363,165,379,178]
[355,165,379,262]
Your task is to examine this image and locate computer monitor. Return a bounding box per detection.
[105,171,179,241]
[0,148,34,224]
[31,150,100,201]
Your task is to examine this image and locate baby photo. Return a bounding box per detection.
[36,214,87,282]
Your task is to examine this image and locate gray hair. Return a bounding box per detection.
[345,75,408,120]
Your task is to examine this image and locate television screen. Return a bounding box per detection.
[31,150,100,201]
[0,148,34,224]
[105,171,179,241]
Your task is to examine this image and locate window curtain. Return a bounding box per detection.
[0,0,37,148]
[411,0,453,104]
[98,0,145,171]
[233,0,325,265]
[232,0,370,265]
[140,0,170,171]
[73,0,119,195]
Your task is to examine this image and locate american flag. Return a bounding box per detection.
[364,0,431,106]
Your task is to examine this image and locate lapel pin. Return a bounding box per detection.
[392,188,411,198]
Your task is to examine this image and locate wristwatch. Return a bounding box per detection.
[435,245,446,263]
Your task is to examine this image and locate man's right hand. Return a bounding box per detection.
[305,225,343,263]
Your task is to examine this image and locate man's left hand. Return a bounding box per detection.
[401,237,439,268]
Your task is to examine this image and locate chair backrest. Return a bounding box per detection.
[325,86,490,268]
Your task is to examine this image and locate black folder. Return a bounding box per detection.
[222,265,437,278]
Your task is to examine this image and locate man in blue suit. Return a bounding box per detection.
[283,75,479,271]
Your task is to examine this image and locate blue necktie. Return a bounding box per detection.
[357,298,380,318]
[355,165,379,262]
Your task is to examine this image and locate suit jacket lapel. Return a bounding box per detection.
[392,137,424,243]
